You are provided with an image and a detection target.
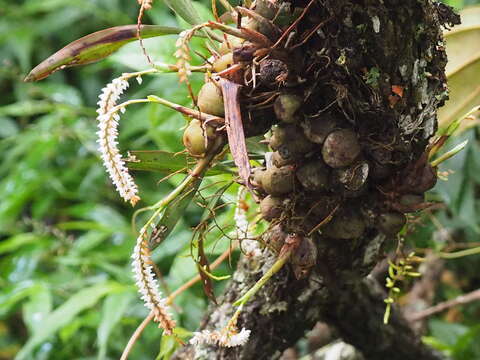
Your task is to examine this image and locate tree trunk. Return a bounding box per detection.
[174,0,459,358]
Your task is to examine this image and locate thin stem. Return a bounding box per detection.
[147,95,224,123]
[408,289,480,322]
[218,0,235,14]
[120,311,155,360]
[153,62,211,73]
[233,249,293,306]
[437,246,480,259]
[430,140,468,167]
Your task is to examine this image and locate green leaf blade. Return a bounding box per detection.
[24,25,182,82]
[15,282,126,360]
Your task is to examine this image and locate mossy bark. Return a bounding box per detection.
[173,0,459,358]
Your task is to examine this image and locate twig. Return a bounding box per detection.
[408,288,480,322]
[120,311,155,360]
[272,0,316,49]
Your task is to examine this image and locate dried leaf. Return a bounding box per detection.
[219,79,251,188]
[391,85,404,98]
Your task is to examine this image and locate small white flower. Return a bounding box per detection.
[223,328,251,347]
[189,325,251,348]
[131,227,176,334]
[96,75,140,206]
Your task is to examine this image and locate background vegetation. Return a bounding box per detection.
[0,0,479,359]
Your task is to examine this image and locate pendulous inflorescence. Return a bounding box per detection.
[132,225,176,334]
[96,75,140,206]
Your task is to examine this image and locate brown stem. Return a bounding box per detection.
[408,289,480,322]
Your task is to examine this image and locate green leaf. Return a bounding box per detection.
[127,150,232,176]
[15,281,125,360]
[24,25,183,82]
[97,292,134,360]
[0,116,19,137]
[147,174,203,251]
[0,233,45,255]
[0,101,54,117]
[163,0,204,25]
[429,318,469,348]
[157,327,192,360]
[440,6,480,128]
[0,281,40,317]
[22,283,52,333]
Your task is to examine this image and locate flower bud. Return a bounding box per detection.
[259,59,289,86]
[271,151,296,167]
[270,124,315,156]
[291,237,317,279]
[332,161,369,192]
[213,53,233,73]
[218,35,244,55]
[251,167,266,188]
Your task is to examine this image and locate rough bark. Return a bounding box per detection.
[173,0,459,358]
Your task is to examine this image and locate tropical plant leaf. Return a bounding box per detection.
[444,26,480,75]
[439,6,480,128]
[147,177,202,250]
[24,25,183,82]
[15,282,125,360]
[126,150,232,176]
[438,54,480,127]
[97,292,134,360]
[163,0,204,25]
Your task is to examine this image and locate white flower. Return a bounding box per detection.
[131,227,176,334]
[189,327,251,348]
[96,76,140,206]
[222,328,251,347]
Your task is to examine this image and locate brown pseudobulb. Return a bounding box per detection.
[323,209,366,239]
[296,161,330,192]
[301,115,338,144]
[376,212,407,235]
[260,195,284,221]
[274,94,303,123]
[322,129,361,168]
[262,165,295,196]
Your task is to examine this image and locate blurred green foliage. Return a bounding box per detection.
[0,0,479,359]
[0,1,238,359]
